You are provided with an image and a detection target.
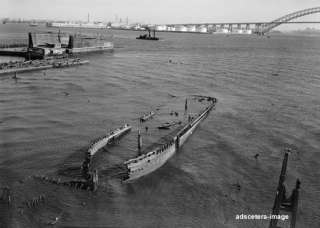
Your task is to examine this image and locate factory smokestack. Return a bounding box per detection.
[28,32,33,48]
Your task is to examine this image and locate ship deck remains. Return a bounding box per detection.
[123,96,217,182]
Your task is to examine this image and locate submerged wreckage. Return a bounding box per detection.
[78,95,217,184]
[1,94,305,227]
[75,95,217,186]
[123,96,217,182]
[81,124,132,178]
[0,96,217,216]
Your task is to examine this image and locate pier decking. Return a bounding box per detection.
[0,58,89,76]
[0,47,27,57]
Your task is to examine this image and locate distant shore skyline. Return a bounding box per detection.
[1,0,320,30]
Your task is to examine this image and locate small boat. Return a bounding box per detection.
[140,111,155,122]
[158,121,182,130]
[158,122,171,130]
[136,34,159,40]
[29,22,38,27]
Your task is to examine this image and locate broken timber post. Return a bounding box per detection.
[269,149,301,228]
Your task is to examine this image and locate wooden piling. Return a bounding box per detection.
[269,150,301,228]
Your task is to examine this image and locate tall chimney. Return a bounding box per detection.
[28,32,33,48]
[68,35,74,49]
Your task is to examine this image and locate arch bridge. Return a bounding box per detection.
[155,7,320,35]
[259,7,320,34]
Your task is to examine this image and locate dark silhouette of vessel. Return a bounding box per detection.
[136,29,159,40]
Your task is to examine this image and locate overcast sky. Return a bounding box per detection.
[1,0,320,26]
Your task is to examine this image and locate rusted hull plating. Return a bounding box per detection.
[81,124,132,180]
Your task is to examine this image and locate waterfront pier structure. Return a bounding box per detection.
[0,31,113,60]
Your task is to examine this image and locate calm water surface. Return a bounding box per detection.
[0,24,320,227]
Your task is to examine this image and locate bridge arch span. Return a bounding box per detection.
[263,7,320,33]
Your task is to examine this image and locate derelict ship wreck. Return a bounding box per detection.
[80,95,217,184]
[123,96,217,182]
[0,95,217,227]
[0,93,302,227]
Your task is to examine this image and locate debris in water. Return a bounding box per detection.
[24,194,46,209]
[140,111,155,122]
[47,216,60,225]
[168,93,177,98]
[12,72,18,80]
[232,183,241,191]
[0,186,11,205]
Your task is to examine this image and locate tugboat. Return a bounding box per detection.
[136,28,159,40]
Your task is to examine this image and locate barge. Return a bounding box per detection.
[0,32,114,61]
[124,96,217,182]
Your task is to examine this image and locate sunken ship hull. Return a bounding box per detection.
[124,96,217,182]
